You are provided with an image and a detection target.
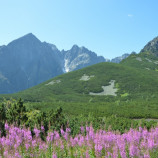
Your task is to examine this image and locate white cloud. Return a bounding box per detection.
[128,14,133,17]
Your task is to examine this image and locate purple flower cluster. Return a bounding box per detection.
[0,123,158,157]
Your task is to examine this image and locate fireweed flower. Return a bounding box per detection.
[95,143,103,156]
[86,126,90,133]
[85,150,89,158]
[3,151,8,157]
[15,152,22,158]
[80,126,84,133]
[70,137,74,147]
[63,132,68,140]
[32,140,37,147]
[25,143,30,150]
[34,128,40,137]
[60,128,65,136]
[4,123,9,131]
[54,131,60,140]
[1,124,158,157]
[66,127,71,133]
[47,132,54,142]
[59,140,64,150]
[41,125,45,131]
[144,152,150,158]
[52,152,57,158]
[129,143,140,157]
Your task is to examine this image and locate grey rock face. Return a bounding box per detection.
[62,45,106,72]
[111,53,130,63]
[140,36,158,56]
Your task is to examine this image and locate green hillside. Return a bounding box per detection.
[2,62,158,103]
[121,52,158,71]
[121,36,158,71]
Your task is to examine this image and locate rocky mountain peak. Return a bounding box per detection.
[19,33,39,41]
[72,44,79,49]
[141,36,158,57]
[71,45,80,52]
[7,33,41,48]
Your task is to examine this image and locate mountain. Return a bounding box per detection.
[61,45,106,72]
[0,33,63,93]
[0,34,108,94]
[111,53,130,63]
[140,36,158,56]
[0,33,137,94]
[121,36,158,71]
[0,33,129,94]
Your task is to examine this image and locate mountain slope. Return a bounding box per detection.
[0,33,63,93]
[6,62,158,103]
[121,36,158,71]
[140,36,158,56]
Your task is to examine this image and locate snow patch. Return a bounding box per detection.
[145,68,150,70]
[0,72,8,81]
[64,54,90,72]
[64,59,70,72]
[136,57,142,61]
[45,80,61,86]
[145,58,152,62]
[80,74,94,81]
[89,80,118,96]
[154,61,158,64]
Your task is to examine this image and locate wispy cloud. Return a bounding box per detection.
[128,14,133,18]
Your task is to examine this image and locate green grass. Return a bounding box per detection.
[2,62,158,103]
[1,61,158,120]
[121,52,158,71]
[22,98,158,119]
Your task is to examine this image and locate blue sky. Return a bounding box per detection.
[0,0,158,59]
